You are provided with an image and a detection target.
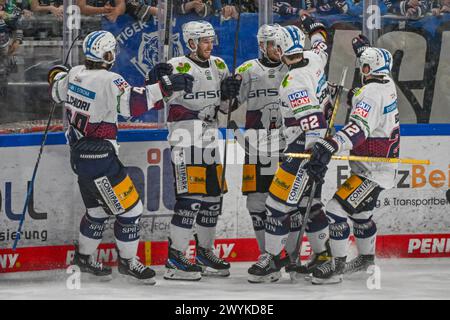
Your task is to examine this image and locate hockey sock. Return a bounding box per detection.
[78,208,109,255]
[196,201,221,249]
[170,197,201,252]
[114,202,143,259]
[306,209,329,254]
[285,211,302,258]
[264,202,291,256]
[352,218,377,255]
[327,211,350,258]
[250,211,267,254]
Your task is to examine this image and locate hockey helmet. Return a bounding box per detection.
[359,47,392,77]
[182,20,216,52]
[83,31,118,65]
[275,25,306,57]
[257,24,282,55]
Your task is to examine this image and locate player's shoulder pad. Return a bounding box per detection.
[211,56,228,71]
[170,56,192,74]
[236,59,257,74]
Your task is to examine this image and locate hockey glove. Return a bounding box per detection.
[352,34,371,58]
[146,62,173,86]
[300,15,326,37]
[159,73,194,97]
[305,138,338,184]
[48,64,70,85]
[221,75,242,101]
[273,2,299,15]
[347,87,360,107]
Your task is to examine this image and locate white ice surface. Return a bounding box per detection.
[1,259,450,300]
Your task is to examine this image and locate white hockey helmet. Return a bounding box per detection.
[182,20,216,52]
[359,47,392,77]
[83,30,118,65]
[275,25,306,57]
[257,24,282,55]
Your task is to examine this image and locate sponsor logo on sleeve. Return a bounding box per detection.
[383,100,398,114]
[352,101,372,118]
[113,78,130,91]
[288,90,311,110]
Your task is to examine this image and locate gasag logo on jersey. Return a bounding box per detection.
[184,90,220,100]
[288,90,311,111]
[113,78,130,91]
[248,88,278,99]
[352,101,372,118]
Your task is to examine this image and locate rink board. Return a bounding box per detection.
[1,126,450,273]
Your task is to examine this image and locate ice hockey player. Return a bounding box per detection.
[235,23,288,259]
[48,30,194,284]
[306,40,398,284]
[247,16,332,283]
[160,20,241,281]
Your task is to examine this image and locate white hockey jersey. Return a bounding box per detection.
[51,65,163,151]
[278,35,330,150]
[166,55,230,148]
[332,76,400,189]
[236,58,288,151]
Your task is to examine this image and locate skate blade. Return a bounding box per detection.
[248,271,281,284]
[311,275,343,285]
[200,266,230,277]
[163,269,202,281]
[288,272,312,282]
[119,274,157,285]
[82,273,113,282]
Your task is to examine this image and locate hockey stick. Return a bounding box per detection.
[218,0,242,215]
[229,122,430,165]
[162,0,173,126]
[282,153,430,165]
[288,67,347,282]
[12,35,80,250]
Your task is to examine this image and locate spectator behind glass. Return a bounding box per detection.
[125,0,157,22]
[0,0,25,55]
[175,0,215,17]
[30,0,63,20]
[173,1,255,19]
[272,0,341,17]
[77,0,125,23]
[432,0,450,15]
[399,0,429,18]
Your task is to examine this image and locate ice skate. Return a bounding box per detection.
[311,257,346,285]
[118,253,156,285]
[247,253,282,283]
[164,238,202,281]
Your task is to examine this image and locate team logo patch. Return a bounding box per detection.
[288,90,311,110]
[352,101,372,118]
[113,78,130,91]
